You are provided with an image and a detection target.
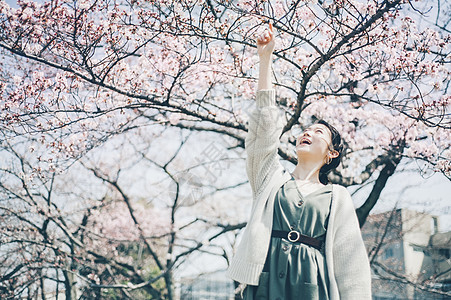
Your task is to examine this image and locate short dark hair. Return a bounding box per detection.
[315,120,344,184]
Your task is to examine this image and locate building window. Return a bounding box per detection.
[385,248,394,259]
[439,248,450,259]
[412,245,423,252]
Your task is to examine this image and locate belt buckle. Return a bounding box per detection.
[287,230,300,243]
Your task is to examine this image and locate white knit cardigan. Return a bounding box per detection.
[227,89,372,300]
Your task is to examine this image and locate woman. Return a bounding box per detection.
[227,24,372,300]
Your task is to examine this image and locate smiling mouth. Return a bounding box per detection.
[299,139,312,145]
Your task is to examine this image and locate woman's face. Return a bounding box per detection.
[295,124,333,163]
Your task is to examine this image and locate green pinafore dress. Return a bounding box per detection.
[243,176,332,300]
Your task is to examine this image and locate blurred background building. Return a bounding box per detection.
[362,209,451,299]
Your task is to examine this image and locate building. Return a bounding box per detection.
[362,209,451,299]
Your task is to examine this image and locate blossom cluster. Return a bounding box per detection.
[0,0,449,174]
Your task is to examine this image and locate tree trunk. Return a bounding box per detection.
[63,270,77,300]
[356,155,402,227]
[165,271,173,300]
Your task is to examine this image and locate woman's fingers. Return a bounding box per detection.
[257,25,273,46]
[257,36,270,45]
[257,22,275,58]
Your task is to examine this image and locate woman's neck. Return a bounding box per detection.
[291,159,323,184]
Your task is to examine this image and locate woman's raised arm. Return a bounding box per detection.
[244,23,284,198]
[257,23,274,91]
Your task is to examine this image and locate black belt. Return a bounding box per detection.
[272,230,323,250]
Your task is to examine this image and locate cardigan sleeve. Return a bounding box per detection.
[332,186,372,299]
[245,89,284,198]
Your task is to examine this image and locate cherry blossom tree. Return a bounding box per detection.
[0,0,449,225]
[0,0,450,298]
[1,0,450,220]
[0,126,247,299]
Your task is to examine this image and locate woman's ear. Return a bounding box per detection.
[329,150,339,159]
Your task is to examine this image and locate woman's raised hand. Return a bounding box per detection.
[257,23,275,59]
